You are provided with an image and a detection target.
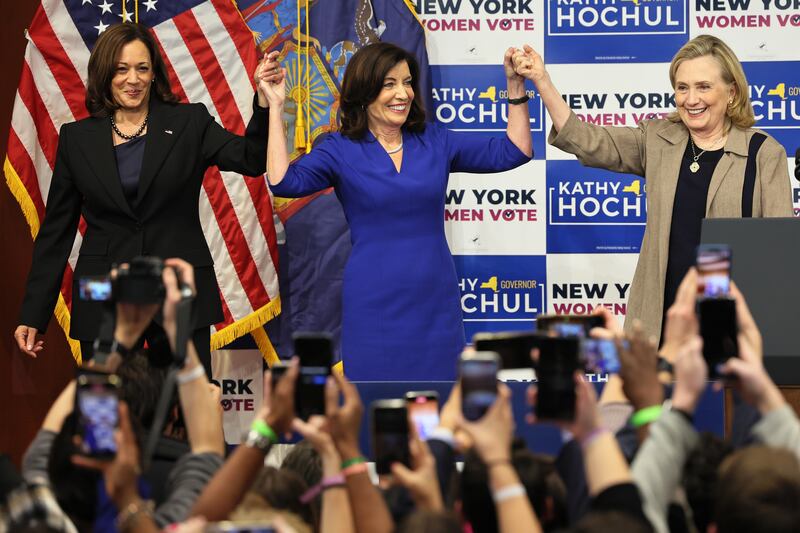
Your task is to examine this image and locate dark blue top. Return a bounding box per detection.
[270,123,531,380]
[663,141,724,325]
[114,135,147,206]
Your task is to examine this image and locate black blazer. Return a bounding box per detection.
[19,97,268,340]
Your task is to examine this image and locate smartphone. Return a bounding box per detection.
[460,351,499,422]
[696,244,732,298]
[473,331,540,369]
[77,275,112,301]
[270,361,289,389]
[205,522,276,533]
[582,338,621,375]
[536,314,604,338]
[293,332,333,419]
[405,391,439,440]
[371,399,411,475]
[698,297,738,378]
[75,371,121,458]
[534,336,581,421]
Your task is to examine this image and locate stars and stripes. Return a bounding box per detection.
[4,0,280,362]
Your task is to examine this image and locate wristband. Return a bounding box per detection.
[492,483,526,504]
[251,419,279,445]
[631,405,663,428]
[300,473,346,503]
[342,462,369,477]
[341,456,367,469]
[176,364,205,385]
[507,94,530,105]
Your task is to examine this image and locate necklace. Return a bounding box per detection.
[688,134,725,173]
[111,112,149,140]
[385,142,403,154]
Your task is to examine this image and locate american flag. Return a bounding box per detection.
[4,0,281,363]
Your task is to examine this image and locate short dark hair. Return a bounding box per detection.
[683,432,733,532]
[339,42,426,139]
[85,23,177,117]
[715,445,800,533]
[460,442,567,533]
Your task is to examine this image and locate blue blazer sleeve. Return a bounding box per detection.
[269,134,339,198]
[442,124,532,174]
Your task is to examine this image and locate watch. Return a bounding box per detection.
[245,429,273,452]
[507,94,530,105]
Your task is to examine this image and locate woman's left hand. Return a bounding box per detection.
[255,51,286,108]
[504,47,524,84]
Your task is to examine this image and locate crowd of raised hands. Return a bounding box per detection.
[3,262,800,533]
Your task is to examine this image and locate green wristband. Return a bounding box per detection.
[251,419,278,444]
[341,456,367,469]
[631,405,663,428]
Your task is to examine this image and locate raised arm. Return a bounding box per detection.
[503,47,532,158]
[512,45,571,133]
[256,54,290,186]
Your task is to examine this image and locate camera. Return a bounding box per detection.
[79,256,165,304]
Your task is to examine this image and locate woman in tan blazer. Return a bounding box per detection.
[513,35,792,344]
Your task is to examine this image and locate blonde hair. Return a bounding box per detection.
[667,34,755,129]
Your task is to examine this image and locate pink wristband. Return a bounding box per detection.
[300,473,346,504]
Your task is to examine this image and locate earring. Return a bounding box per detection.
[728,98,733,105]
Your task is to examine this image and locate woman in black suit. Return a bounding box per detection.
[13,23,282,372]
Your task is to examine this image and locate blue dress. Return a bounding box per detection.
[270,123,530,381]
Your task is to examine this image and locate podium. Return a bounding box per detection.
[701,218,800,384]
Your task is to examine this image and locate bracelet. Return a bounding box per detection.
[579,427,608,448]
[116,499,154,532]
[251,419,279,445]
[492,483,526,504]
[341,456,367,469]
[484,458,512,469]
[631,405,663,428]
[299,473,346,503]
[176,364,205,385]
[342,462,369,477]
[507,94,530,105]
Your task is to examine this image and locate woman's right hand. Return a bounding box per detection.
[15,325,43,358]
[513,45,549,85]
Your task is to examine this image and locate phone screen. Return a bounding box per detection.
[699,297,738,378]
[535,337,581,421]
[293,333,333,419]
[460,354,499,422]
[582,338,621,374]
[372,401,410,475]
[76,374,120,457]
[406,393,439,440]
[697,245,732,298]
[78,275,112,301]
[473,332,540,369]
[537,314,604,337]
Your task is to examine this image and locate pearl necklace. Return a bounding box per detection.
[385,142,403,154]
[111,113,149,140]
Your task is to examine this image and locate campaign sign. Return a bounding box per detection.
[743,61,800,155]
[453,255,547,341]
[431,65,546,158]
[445,160,547,255]
[544,0,689,64]
[546,161,646,253]
[415,0,543,65]
[690,0,800,62]
[546,253,639,328]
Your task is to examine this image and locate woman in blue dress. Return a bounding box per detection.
[259,43,533,381]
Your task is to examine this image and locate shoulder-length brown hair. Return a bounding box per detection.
[85,23,177,117]
[667,34,755,129]
[339,42,426,139]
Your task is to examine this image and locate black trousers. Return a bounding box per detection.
[80,325,212,376]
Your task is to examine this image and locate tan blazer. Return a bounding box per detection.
[549,111,793,342]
